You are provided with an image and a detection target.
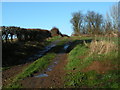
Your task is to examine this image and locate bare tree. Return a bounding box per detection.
[81,16,87,34]
[95,13,103,34]
[85,11,96,34]
[110,3,118,30]
[85,11,103,35]
[118,2,120,33]
[105,12,113,33]
[70,11,83,35]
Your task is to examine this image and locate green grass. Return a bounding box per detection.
[65,45,88,70]
[45,36,70,46]
[64,38,119,88]
[70,36,92,40]
[65,70,120,88]
[56,37,70,46]
[46,36,62,43]
[5,53,56,88]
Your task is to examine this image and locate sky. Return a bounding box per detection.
[2,2,116,36]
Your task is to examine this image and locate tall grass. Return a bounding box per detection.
[89,40,118,55]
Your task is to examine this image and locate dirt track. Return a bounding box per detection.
[2,40,69,88]
[2,40,62,87]
[21,53,68,88]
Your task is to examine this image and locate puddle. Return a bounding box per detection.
[35,74,48,77]
[64,44,70,50]
[47,68,52,71]
[35,61,58,77]
[27,42,71,63]
[26,43,57,63]
[35,60,59,77]
[54,61,58,64]
[34,54,42,57]
[34,43,71,78]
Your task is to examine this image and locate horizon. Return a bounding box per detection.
[2,2,116,36]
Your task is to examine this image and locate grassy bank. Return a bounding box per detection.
[65,45,89,70]
[2,41,46,67]
[2,36,63,68]
[5,53,56,88]
[64,37,119,88]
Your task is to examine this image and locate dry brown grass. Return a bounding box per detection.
[89,40,117,55]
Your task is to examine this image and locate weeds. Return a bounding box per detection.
[89,40,117,55]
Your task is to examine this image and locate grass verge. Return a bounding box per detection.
[64,38,119,88]
[65,45,88,70]
[3,41,45,67]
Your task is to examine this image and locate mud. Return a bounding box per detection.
[2,40,61,87]
[21,53,68,88]
[82,60,116,74]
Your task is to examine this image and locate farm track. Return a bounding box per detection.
[2,39,70,88]
[20,39,70,88]
[21,53,68,88]
[2,40,62,87]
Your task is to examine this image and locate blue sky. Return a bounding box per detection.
[2,2,116,35]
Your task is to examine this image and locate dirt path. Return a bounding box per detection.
[2,40,62,87]
[21,53,68,88]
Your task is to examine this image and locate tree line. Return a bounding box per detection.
[1,4,118,43]
[70,4,118,36]
[1,26,67,43]
[1,26,51,43]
